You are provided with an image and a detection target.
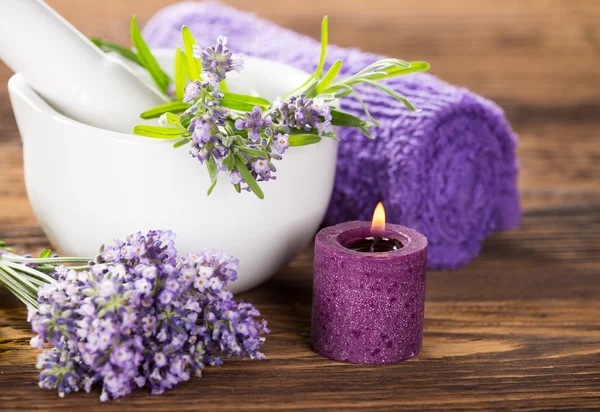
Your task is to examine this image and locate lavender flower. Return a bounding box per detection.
[229,171,243,185]
[272,95,332,136]
[235,106,272,142]
[204,101,229,128]
[183,81,202,102]
[273,133,290,154]
[36,347,88,398]
[192,119,212,144]
[193,36,244,84]
[27,230,268,401]
[189,118,229,164]
[252,158,270,177]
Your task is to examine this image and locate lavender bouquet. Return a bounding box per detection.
[0,231,268,401]
[92,16,429,199]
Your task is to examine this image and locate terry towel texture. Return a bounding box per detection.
[143,2,521,269]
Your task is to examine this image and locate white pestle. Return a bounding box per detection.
[0,0,168,133]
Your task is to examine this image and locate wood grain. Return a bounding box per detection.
[1,0,599,410]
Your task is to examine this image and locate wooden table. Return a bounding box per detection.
[1,0,599,410]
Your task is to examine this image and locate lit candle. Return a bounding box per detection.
[311,202,428,364]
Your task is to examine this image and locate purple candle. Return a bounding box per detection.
[311,203,428,364]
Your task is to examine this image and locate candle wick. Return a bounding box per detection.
[370,236,380,253]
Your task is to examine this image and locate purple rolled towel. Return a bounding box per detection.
[143,2,521,269]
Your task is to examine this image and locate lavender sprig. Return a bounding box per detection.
[106,15,429,198]
[0,231,268,401]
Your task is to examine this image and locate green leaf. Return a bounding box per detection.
[322,131,340,141]
[232,134,247,145]
[223,151,236,171]
[359,127,374,140]
[237,147,266,157]
[330,109,372,129]
[333,85,380,127]
[224,121,237,137]
[178,49,193,81]
[314,16,329,78]
[90,37,141,66]
[130,15,171,94]
[323,86,352,98]
[361,79,420,112]
[163,112,182,126]
[316,59,342,93]
[233,183,241,193]
[181,26,201,79]
[235,155,264,199]
[206,156,219,196]
[220,93,271,112]
[284,76,319,100]
[363,61,430,81]
[357,58,412,76]
[140,101,191,119]
[133,125,183,139]
[173,137,191,148]
[288,135,322,146]
[220,79,230,93]
[180,113,194,129]
[174,47,186,100]
[39,249,51,259]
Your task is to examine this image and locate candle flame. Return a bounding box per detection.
[371,202,386,235]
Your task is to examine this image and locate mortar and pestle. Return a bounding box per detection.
[2,0,338,292]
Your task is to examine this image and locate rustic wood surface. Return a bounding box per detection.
[1,0,599,410]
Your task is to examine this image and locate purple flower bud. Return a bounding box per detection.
[273,133,290,154]
[183,81,202,103]
[229,171,244,185]
[236,106,271,142]
[196,36,244,84]
[210,90,224,99]
[192,120,212,144]
[252,158,270,176]
[158,291,174,305]
[154,353,167,368]
[134,278,152,295]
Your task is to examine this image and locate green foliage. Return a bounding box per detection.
[235,156,265,199]
[140,102,191,119]
[238,147,267,157]
[174,47,186,100]
[132,125,184,139]
[206,156,219,195]
[173,137,191,148]
[289,135,322,146]
[314,16,329,78]
[220,93,271,112]
[330,109,372,129]
[316,59,342,94]
[182,26,202,80]
[130,16,171,95]
[90,37,141,65]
